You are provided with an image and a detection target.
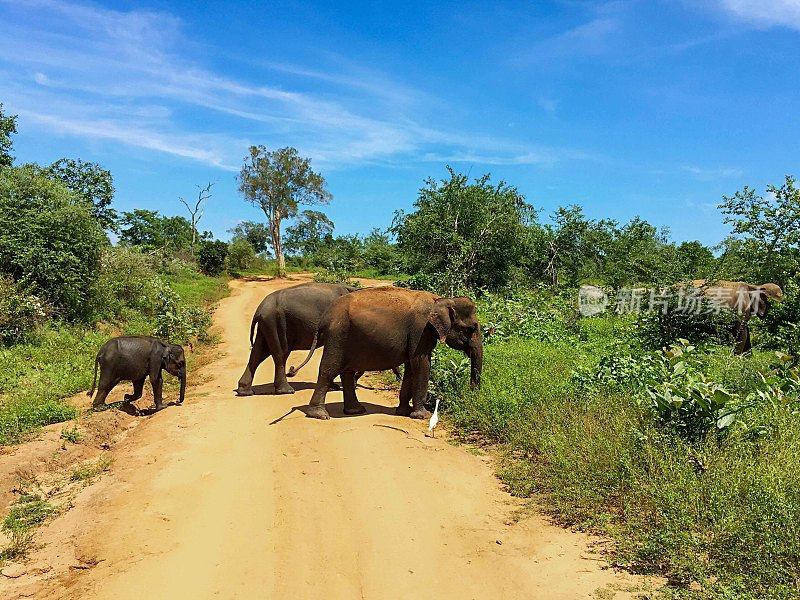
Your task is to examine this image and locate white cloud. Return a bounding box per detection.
[0,0,590,171]
[716,0,800,30]
[681,165,743,179]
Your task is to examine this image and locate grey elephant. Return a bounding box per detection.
[235,282,360,396]
[690,279,784,353]
[88,336,186,411]
[294,287,483,420]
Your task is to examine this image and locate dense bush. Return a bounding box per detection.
[635,295,739,350]
[0,165,106,320]
[197,240,228,275]
[227,238,256,273]
[394,167,535,292]
[90,247,162,321]
[152,285,212,344]
[312,269,361,287]
[0,276,48,344]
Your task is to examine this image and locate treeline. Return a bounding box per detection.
[279,166,799,296]
[0,104,229,346]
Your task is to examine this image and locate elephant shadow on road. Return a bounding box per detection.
[269,401,397,425]
[249,382,317,395]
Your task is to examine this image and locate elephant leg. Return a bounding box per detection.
[734,322,752,355]
[395,363,413,416]
[265,318,294,395]
[409,356,432,420]
[236,335,270,396]
[151,374,165,410]
[125,377,145,402]
[341,371,366,415]
[307,350,342,420]
[92,370,119,410]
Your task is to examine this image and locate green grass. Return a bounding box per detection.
[0,325,105,444]
[70,455,112,482]
[163,270,229,307]
[442,325,800,599]
[0,494,55,560]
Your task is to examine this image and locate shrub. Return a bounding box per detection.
[761,273,800,355]
[90,246,161,321]
[479,288,577,345]
[227,238,256,273]
[313,269,361,287]
[0,276,48,344]
[0,165,106,320]
[197,240,228,275]
[635,294,738,349]
[152,284,212,344]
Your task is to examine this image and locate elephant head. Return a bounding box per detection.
[428,297,483,388]
[162,344,187,404]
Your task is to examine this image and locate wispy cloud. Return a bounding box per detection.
[0,0,589,171]
[715,0,800,30]
[681,165,744,179]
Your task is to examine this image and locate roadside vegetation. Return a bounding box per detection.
[0,106,229,445]
[2,97,799,597]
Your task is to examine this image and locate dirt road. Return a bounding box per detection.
[2,277,644,599]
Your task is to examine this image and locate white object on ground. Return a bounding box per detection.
[428,397,440,438]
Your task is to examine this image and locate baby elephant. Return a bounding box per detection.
[88,336,187,411]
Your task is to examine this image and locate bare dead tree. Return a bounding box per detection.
[179,182,213,253]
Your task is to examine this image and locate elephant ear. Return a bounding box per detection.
[428,300,455,342]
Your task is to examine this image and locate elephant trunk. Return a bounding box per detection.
[468,334,483,389]
[178,368,186,405]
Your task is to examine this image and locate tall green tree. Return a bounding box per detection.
[48,158,117,231]
[284,210,335,256]
[394,166,535,292]
[237,146,331,277]
[0,103,18,168]
[229,221,272,255]
[118,209,195,253]
[719,175,800,285]
[0,165,105,320]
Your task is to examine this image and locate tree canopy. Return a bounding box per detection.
[48,158,117,231]
[237,146,331,276]
[0,103,17,169]
[393,166,535,292]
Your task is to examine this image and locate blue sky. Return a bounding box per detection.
[1,0,799,245]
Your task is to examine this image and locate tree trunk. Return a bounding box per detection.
[271,218,286,277]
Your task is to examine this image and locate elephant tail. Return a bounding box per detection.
[287,331,318,378]
[87,356,99,397]
[249,315,258,348]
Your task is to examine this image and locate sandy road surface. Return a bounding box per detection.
[2,277,644,599]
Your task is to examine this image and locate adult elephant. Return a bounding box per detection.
[690,279,783,353]
[235,282,359,396]
[297,287,483,420]
[690,279,783,317]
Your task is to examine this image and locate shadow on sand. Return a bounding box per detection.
[268,401,397,425]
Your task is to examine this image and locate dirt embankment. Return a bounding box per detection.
[1,276,651,599]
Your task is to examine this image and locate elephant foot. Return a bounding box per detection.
[343,402,367,416]
[306,405,330,420]
[236,386,254,397]
[409,408,431,420]
[274,383,295,395]
[329,381,341,391]
[395,404,412,416]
